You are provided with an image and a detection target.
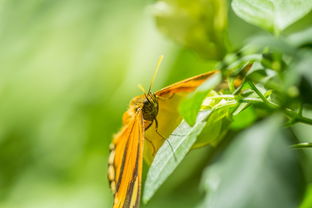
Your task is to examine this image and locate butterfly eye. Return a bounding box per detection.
[143,99,150,105]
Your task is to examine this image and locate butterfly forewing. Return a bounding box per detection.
[108,110,144,208]
[156,71,217,97]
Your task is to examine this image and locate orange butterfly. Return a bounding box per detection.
[107,56,218,208]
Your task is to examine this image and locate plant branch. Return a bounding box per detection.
[204,93,312,125]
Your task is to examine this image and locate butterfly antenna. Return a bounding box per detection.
[138,84,152,103]
[148,55,164,94]
[137,84,147,94]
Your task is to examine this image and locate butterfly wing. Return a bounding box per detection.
[143,71,218,164]
[156,71,218,97]
[108,110,144,208]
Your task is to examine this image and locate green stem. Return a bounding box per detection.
[247,81,312,125]
[283,109,312,125]
[248,81,276,108]
[299,104,303,116]
[291,143,312,149]
[240,98,312,125]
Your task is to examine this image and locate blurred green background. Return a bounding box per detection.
[0,0,217,207]
[1,0,311,208]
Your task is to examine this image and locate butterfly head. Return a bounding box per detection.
[142,92,158,121]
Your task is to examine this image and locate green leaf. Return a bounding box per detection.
[194,104,233,148]
[291,142,312,148]
[288,27,312,47]
[300,185,312,208]
[246,35,297,56]
[295,51,312,84]
[179,72,222,126]
[232,0,312,33]
[230,106,257,130]
[152,0,228,59]
[199,115,305,208]
[143,110,211,203]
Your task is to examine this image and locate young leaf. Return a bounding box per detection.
[143,110,211,203]
[232,0,312,34]
[199,115,305,208]
[179,72,222,126]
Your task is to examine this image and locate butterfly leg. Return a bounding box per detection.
[144,120,153,131]
[154,119,177,161]
[144,120,157,156]
[144,136,156,156]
